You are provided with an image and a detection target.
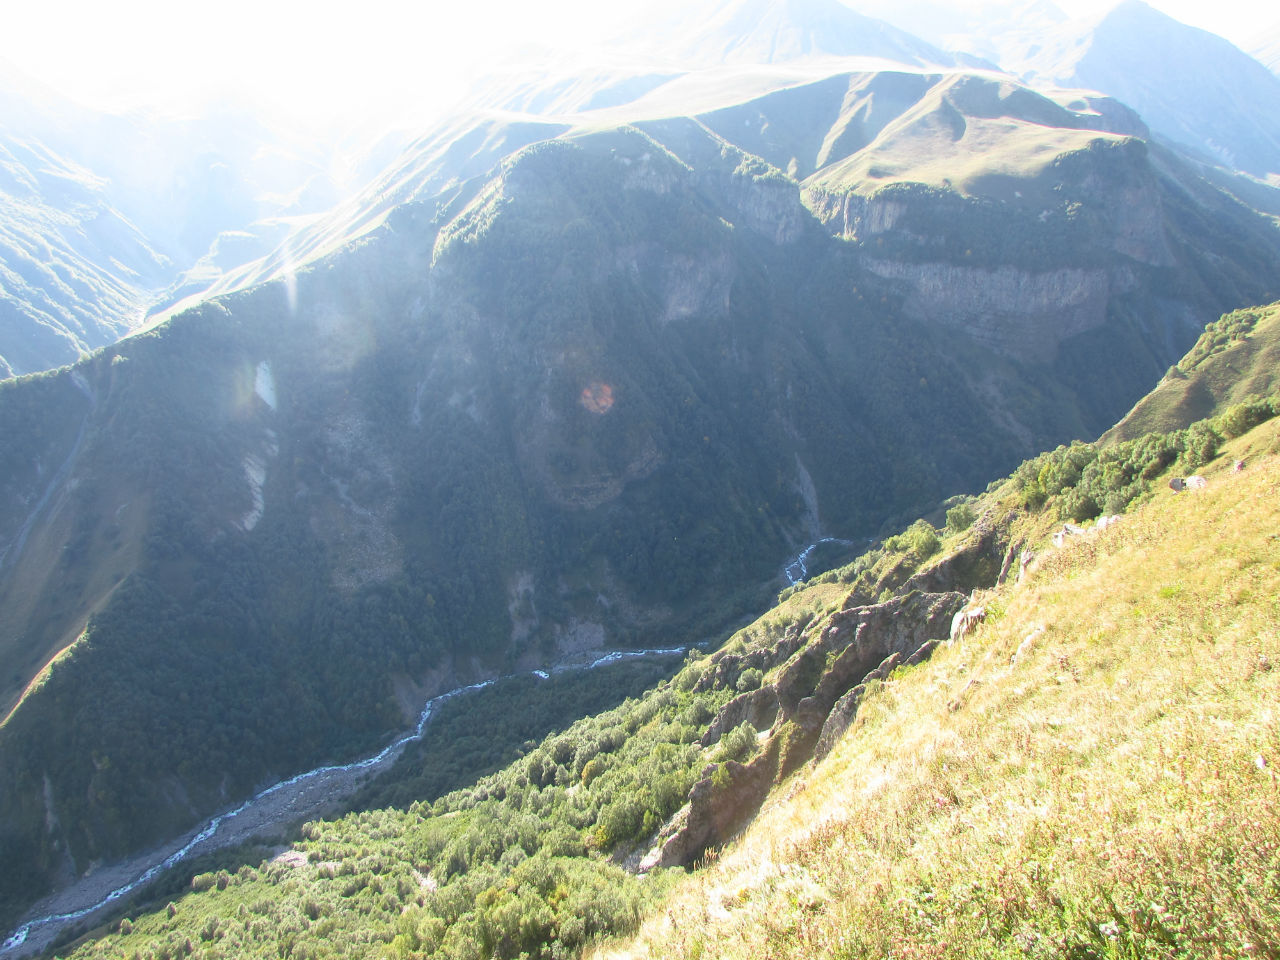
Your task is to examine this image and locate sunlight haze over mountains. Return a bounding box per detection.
[3,0,1275,128]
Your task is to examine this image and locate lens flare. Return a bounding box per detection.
[579,381,614,414]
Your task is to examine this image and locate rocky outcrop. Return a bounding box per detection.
[863,259,1114,365]
[803,188,905,239]
[700,686,780,748]
[644,589,964,869]
[721,173,808,244]
[900,514,1015,597]
[814,644,937,762]
[657,250,735,324]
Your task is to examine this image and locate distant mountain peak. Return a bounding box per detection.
[625,0,955,69]
[984,0,1280,179]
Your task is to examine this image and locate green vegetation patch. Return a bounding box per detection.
[58,658,734,960]
[1016,395,1279,521]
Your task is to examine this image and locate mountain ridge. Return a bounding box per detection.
[1103,300,1280,441]
[3,67,1280,922]
[990,0,1280,179]
[12,367,1278,960]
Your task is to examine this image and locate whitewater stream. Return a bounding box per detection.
[3,531,854,954]
[1,646,685,955]
[783,537,854,585]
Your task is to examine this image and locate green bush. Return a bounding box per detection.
[713,722,759,764]
[1218,397,1278,439]
[904,520,941,560]
[1011,399,1280,523]
[945,502,976,533]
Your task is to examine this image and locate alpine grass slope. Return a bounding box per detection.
[599,414,1280,960]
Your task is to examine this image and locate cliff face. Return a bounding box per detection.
[798,128,1275,410]
[860,260,1112,363]
[644,588,966,870]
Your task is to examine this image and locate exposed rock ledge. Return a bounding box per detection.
[641,589,964,870]
[862,258,1116,365]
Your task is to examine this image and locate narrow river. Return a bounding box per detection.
[1,646,686,954]
[4,533,855,954]
[783,537,854,585]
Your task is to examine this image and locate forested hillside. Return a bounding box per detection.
[23,380,1280,960]
[3,67,1280,930]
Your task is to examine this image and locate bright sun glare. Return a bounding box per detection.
[3,0,637,126]
[1,0,1274,130]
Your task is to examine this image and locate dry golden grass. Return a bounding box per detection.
[596,422,1280,960]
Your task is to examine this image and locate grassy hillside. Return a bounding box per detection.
[19,396,1277,959]
[1105,300,1280,442]
[599,419,1280,960]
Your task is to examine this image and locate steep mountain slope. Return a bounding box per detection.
[602,412,1280,960]
[2,63,1280,929]
[1253,22,1280,76]
[780,69,1280,428]
[0,64,170,376]
[152,113,570,322]
[623,0,954,69]
[0,133,167,378]
[1105,300,1280,441]
[0,123,986,920]
[846,0,1070,64]
[992,0,1280,179]
[19,401,1280,960]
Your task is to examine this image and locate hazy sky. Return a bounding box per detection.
[1,0,1274,127]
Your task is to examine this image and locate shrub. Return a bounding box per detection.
[1218,397,1278,439]
[191,872,216,893]
[945,502,976,533]
[1180,420,1220,467]
[714,722,758,764]
[903,520,941,560]
[580,758,604,785]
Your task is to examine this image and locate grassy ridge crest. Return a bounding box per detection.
[1104,300,1280,442]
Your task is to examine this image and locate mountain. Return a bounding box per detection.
[1251,21,1280,76]
[2,58,1279,929]
[0,59,385,377]
[0,132,167,379]
[989,0,1280,179]
[621,0,956,68]
[0,64,171,377]
[1104,300,1280,441]
[15,383,1280,959]
[848,0,1070,63]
